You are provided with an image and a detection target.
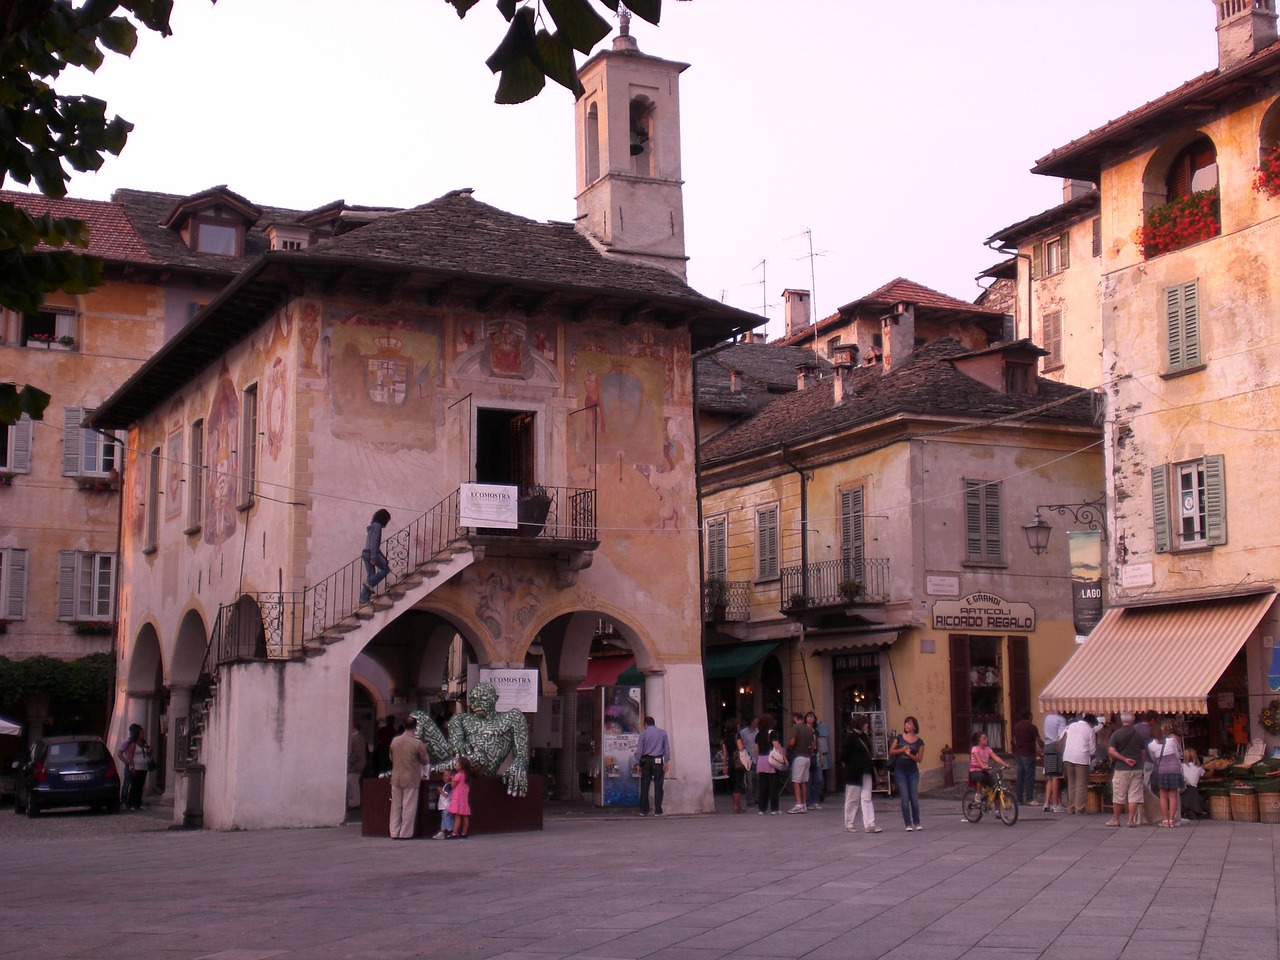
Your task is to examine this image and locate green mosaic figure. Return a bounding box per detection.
[410,682,531,797]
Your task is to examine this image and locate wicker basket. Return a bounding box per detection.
[1229,788,1259,823]
[1258,792,1280,824]
[1209,793,1233,821]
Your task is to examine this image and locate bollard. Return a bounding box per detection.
[941,744,954,787]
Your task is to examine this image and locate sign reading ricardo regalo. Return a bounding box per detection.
[931,593,1036,632]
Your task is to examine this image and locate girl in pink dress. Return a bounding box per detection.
[448,759,472,838]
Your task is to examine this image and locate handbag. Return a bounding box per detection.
[737,748,753,772]
[767,746,789,772]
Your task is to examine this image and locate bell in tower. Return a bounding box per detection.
[573,13,689,279]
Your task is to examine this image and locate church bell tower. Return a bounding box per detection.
[574,13,689,278]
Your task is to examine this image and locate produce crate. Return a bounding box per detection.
[1209,793,1233,821]
[1229,786,1259,823]
[1259,792,1280,824]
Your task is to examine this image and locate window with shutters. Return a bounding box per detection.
[238,383,259,509]
[1151,455,1226,553]
[1163,281,1203,375]
[19,306,75,347]
[0,415,33,474]
[963,479,1003,564]
[144,447,160,554]
[1,547,28,621]
[756,504,779,581]
[186,418,205,534]
[62,407,120,477]
[57,550,115,620]
[840,487,865,584]
[1042,310,1063,371]
[1032,232,1070,278]
[706,516,727,581]
[1092,217,1102,257]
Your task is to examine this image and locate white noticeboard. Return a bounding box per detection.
[478,668,539,712]
[459,483,518,529]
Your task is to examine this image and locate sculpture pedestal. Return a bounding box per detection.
[360,775,543,838]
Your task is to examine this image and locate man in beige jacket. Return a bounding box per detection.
[389,716,429,840]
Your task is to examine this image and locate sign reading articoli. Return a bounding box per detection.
[931,593,1036,632]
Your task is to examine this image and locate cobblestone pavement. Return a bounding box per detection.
[2,791,1277,960]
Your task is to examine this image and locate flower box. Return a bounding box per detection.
[71,621,116,635]
[76,477,119,493]
[1136,187,1220,259]
[0,473,14,487]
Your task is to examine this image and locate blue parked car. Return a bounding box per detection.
[13,735,121,817]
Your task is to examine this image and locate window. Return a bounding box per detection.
[20,307,75,347]
[1004,361,1033,395]
[629,96,655,177]
[62,407,119,477]
[1032,232,1070,278]
[706,516,727,581]
[840,487,865,583]
[756,505,779,580]
[145,447,160,553]
[1164,281,1202,375]
[1042,310,1063,370]
[1,548,27,620]
[1166,137,1218,199]
[1151,454,1225,553]
[585,102,600,184]
[57,551,115,620]
[238,384,258,509]
[964,479,1003,564]
[186,418,205,533]
[0,415,33,474]
[1092,217,1102,258]
[193,220,240,256]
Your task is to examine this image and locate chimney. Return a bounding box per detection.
[1215,0,1278,69]
[796,361,819,390]
[833,362,854,405]
[782,289,811,338]
[881,302,915,373]
[1062,178,1094,201]
[729,369,742,392]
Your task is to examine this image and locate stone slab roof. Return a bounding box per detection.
[700,337,1097,464]
[697,343,831,414]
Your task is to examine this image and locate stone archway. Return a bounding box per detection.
[123,622,164,800]
[165,609,209,801]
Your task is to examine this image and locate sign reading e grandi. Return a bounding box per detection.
[931,593,1036,632]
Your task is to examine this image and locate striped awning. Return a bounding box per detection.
[1039,591,1275,715]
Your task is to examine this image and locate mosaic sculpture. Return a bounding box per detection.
[410,682,530,797]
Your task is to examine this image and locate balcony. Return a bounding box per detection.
[702,579,752,622]
[780,557,890,619]
[468,484,599,586]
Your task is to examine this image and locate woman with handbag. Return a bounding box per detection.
[1147,719,1185,827]
[755,714,786,815]
[116,723,152,811]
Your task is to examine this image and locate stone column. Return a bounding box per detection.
[556,679,584,801]
[164,685,192,803]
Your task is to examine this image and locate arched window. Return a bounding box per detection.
[1137,134,1221,259]
[1165,136,1218,199]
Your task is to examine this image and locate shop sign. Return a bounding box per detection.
[478,668,539,712]
[834,652,881,672]
[460,483,518,529]
[931,593,1036,632]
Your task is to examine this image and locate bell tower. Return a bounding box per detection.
[574,12,689,278]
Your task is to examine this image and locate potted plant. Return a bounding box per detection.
[837,579,863,602]
[517,484,552,538]
[0,472,14,487]
[57,335,76,347]
[1135,186,1220,258]
[788,592,808,612]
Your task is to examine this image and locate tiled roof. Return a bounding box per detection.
[700,338,1097,463]
[301,189,734,307]
[1,189,155,264]
[697,343,831,414]
[985,190,1100,247]
[1032,41,1280,181]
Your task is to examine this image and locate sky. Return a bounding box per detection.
[39,0,1221,340]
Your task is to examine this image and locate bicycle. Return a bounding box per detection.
[962,767,1019,825]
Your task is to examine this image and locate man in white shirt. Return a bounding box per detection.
[1061,713,1098,815]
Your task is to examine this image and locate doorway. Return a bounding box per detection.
[476,408,536,489]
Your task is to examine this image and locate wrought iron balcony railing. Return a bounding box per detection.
[702,579,751,622]
[780,557,890,614]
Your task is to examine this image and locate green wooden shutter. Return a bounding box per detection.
[4,549,27,620]
[1165,285,1185,371]
[57,550,78,620]
[965,480,983,560]
[706,518,727,580]
[840,487,865,580]
[1059,231,1070,270]
[1181,281,1201,368]
[1151,464,1171,554]
[61,406,83,476]
[1203,454,1226,545]
[757,506,778,579]
[10,415,32,473]
[950,635,972,753]
[984,481,1002,561]
[1031,243,1042,280]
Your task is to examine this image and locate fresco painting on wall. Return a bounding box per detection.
[325,309,442,448]
[464,566,546,647]
[264,357,288,462]
[164,428,183,520]
[299,303,321,373]
[567,328,666,466]
[204,368,241,548]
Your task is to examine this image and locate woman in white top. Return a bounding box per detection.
[1060,713,1097,815]
[1147,719,1184,827]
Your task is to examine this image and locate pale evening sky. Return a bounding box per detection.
[43,0,1219,341]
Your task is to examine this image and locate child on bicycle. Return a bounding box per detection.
[969,731,1011,801]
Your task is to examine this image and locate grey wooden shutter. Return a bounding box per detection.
[1031,243,1042,280]
[965,480,984,560]
[4,548,27,620]
[706,518,727,581]
[62,407,83,475]
[840,487,865,580]
[57,550,78,619]
[1203,454,1227,546]
[1151,464,1171,554]
[1181,282,1201,368]
[10,415,32,473]
[1059,231,1070,270]
[983,481,1002,561]
[1092,217,1102,257]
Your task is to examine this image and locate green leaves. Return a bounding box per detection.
[0,383,52,426]
[461,0,664,104]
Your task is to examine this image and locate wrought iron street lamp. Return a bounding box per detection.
[1023,496,1108,555]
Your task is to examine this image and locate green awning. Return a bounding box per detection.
[616,642,780,685]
